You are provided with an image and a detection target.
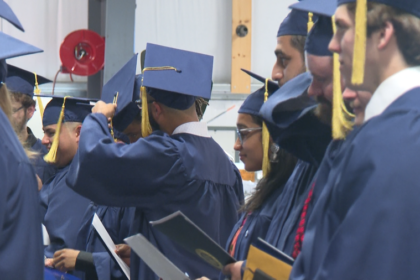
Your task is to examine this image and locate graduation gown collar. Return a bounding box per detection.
[364,66,420,123]
[172,121,210,137]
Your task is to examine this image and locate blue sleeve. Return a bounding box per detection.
[92,252,127,280]
[67,113,187,209]
[43,177,91,257]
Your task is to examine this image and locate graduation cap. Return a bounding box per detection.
[0,32,42,61]
[41,95,97,163]
[290,0,337,17]
[238,70,279,177]
[6,65,51,97]
[0,33,43,84]
[101,54,141,133]
[0,0,24,31]
[260,72,332,165]
[277,9,318,37]
[140,43,213,137]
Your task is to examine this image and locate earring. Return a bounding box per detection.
[269,143,280,163]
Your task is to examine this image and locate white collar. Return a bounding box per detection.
[364,66,420,123]
[172,121,210,138]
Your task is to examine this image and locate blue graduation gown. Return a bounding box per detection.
[291,88,420,280]
[40,164,91,258]
[224,186,287,261]
[66,114,244,280]
[27,127,56,183]
[264,160,317,256]
[75,203,135,280]
[0,109,43,279]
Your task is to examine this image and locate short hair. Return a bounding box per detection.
[347,3,420,66]
[290,35,307,60]
[9,91,36,108]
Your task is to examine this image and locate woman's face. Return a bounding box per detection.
[234,113,263,172]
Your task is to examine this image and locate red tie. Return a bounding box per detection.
[292,181,315,259]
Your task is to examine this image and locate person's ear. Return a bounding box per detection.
[151,102,163,121]
[377,21,395,51]
[75,125,82,143]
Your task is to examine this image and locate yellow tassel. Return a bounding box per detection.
[33,72,44,119]
[44,97,67,163]
[351,0,367,85]
[332,16,354,140]
[307,12,314,33]
[141,85,152,137]
[262,79,271,177]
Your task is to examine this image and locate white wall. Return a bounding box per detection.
[3,0,296,83]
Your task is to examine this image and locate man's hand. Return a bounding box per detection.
[53,249,80,272]
[115,244,131,267]
[92,100,117,119]
[222,261,244,280]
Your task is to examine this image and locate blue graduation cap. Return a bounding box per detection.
[6,65,51,97]
[260,72,331,166]
[41,95,97,163]
[289,0,336,56]
[142,43,213,109]
[238,69,279,117]
[260,72,315,127]
[0,0,24,31]
[0,32,42,61]
[100,54,141,132]
[290,0,337,17]
[277,9,317,37]
[305,16,334,56]
[140,43,213,137]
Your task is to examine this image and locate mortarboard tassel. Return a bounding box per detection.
[44,97,67,163]
[308,12,314,33]
[351,0,367,85]
[332,16,355,140]
[262,79,271,177]
[140,84,153,138]
[33,72,44,119]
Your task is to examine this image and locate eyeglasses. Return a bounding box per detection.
[12,106,24,114]
[236,127,262,146]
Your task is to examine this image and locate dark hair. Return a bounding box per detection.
[241,115,298,212]
[291,35,307,61]
[9,91,36,108]
[347,3,420,66]
[195,98,209,120]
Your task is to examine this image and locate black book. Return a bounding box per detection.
[150,211,236,270]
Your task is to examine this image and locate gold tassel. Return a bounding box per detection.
[33,72,44,119]
[332,16,354,140]
[262,79,271,177]
[307,12,314,33]
[110,92,119,142]
[141,85,152,137]
[351,0,367,85]
[44,97,67,163]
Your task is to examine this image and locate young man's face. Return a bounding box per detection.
[10,99,33,134]
[329,5,380,92]
[306,54,334,103]
[272,35,306,88]
[42,123,80,168]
